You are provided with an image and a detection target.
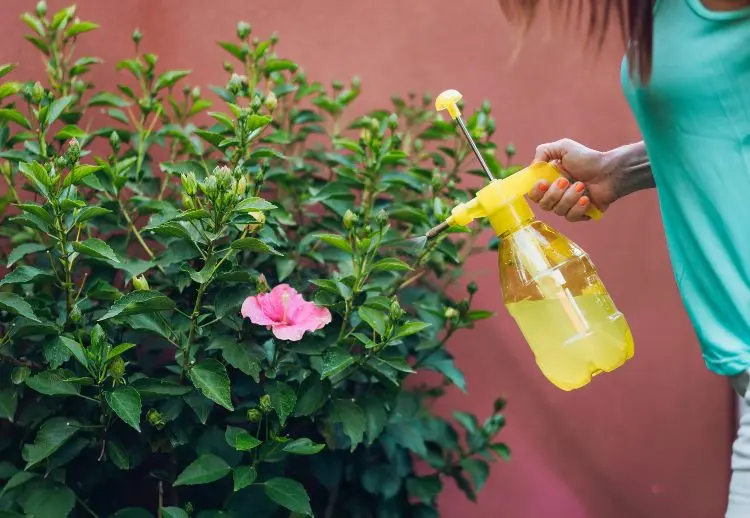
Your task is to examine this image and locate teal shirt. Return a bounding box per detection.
[621,0,750,376]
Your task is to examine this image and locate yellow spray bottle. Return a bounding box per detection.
[430,89,634,391]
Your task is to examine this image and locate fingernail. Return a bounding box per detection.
[539,182,549,192]
[574,182,585,193]
[578,196,589,207]
[557,178,569,189]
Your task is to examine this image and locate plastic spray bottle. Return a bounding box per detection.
[428,89,634,391]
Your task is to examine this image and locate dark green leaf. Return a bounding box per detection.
[7,243,48,267]
[320,348,354,380]
[363,397,388,445]
[65,20,99,37]
[44,95,75,126]
[218,339,261,383]
[87,91,129,107]
[490,443,511,461]
[330,399,366,451]
[73,237,120,263]
[0,292,40,322]
[55,337,87,368]
[315,233,352,253]
[230,237,282,256]
[358,306,386,335]
[224,426,261,451]
[107,441,131,470]
[99,290,176,321]
[25,372,79,396]
[105,387,142,432]
[232,466,257,492]
[294,375,327,417]
[154,70,191,91]
[461,458,490,492]
[0,471,35,497]
[264,477,311,516]
[43,339,72,369]
[0,265,51,286]
[22,484,75,518]
[465,310,495,322]
[264,59,298,73]
[406,475,443,503]
[72,206,111,225]
[160,508,188,518]
[173,454,230,486]
[218,42,247,61]
[283,438,324,455]
[266,381,296,427]
[188,359,233,411]
[0,388,17,422]
[22,417,79,468]
[370,257,412,273]
[233,197,277,212]
[393,321,432,339]
[64,164,104,187]
[131,378,191,396]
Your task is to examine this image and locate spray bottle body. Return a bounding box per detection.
[497,217,634,391]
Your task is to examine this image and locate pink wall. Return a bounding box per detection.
[0,1,734,517]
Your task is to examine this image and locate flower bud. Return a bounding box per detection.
[214,165,232,189]
[457,299,470,314]
[387,113,399,130]
[264,91,277,113]
[73,79,85,94]
[202,175,218,197]
[259,394,272,413]
[254,168,265,185]
[481,99,492,113]
[36,1,47,16]
[236,176,248,196]
[414,139,424,152]
[147,408,166,430]
[180,171,197,196]
[332,80,343,92]
[376,209,388,226]
[352,76,361,90]
[55,156,67,170]
[66,138,81,164]
[389,298,404,320]
[133,275,150,291]
[256,273,269,293]
[191,86,201,100]
[223,61,234,73]
[467,281,478,295]
[181,193,194,210]
[228,73,244,94]
[108,357,126,381]
[132,28,143,45]
[11,366,31,385]
[31,81,44,104]
[251,95,262,113]
[423,92,432,106]
[444,307,459,319]
[505,142,516,158]
[247,408,262,423]
[237,21,252,40]
[69,304,82,323]
[343,209,357,230]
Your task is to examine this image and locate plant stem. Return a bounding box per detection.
[75,493,100,518]
[116,198,166,275]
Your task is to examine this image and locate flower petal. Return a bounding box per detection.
[241,295,276,326]
[272,323,307,341]
[288,299,332,332]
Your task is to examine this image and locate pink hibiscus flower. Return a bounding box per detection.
[241,284,332,341]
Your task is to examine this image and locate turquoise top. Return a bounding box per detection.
[621,0,750,376]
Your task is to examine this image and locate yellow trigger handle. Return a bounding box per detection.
[524,162,603,220]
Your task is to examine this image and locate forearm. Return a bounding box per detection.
[602,141,655,199]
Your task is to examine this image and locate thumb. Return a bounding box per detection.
[533,139,572,164]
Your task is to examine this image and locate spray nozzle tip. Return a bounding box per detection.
[435,89,463,119]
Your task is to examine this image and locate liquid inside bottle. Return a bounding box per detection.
[499,220,634,391]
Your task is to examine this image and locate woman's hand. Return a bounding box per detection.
[528,138,620,222]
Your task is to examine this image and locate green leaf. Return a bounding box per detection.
[315,233,352,253]
[160,508,188,518]
[264,59,298,73]
[63,164,103,187]
[490,443,511,461]
[106,342,136,362]
[370,257,412,272]
[0,471,35,497]
[406,475,443,503]
[0,265,51,286]
[154,70,191,91]
[25,372,79,396]
[107,441,131,470]
[0,388,17,422]
[363,398,388,445]
[188,359,233,411]
[130,378,191,396]
[266,381,296,427]
[320,348,354,380]
[233,197,277,212]
[73,206,112,226]
[0,63,16,78]
[264,477,312,516]
[105,387,142,432]
[99,290,176,321]
[330,399,366,451]
[232,466,257,492]
[358,306,386,335]
[73,237,120,263]
[55,125,87,139]
[22,417,79,468]
[173,454,230,486]
[0,82,22,99]
[230,237,282,256]
[424,357,466,392]
[44,95,75,126]
[294,375,327,417]
[0,109,31,129]
[7,243,48,267]
[65,20,99,38]
[87,91,129,107]
[22,484,75,518]
[0,292,40,322]
[208,111,234,129]
[393,321,432,339]
[218,339,261,383]
[43,339,72,369]
[465,309,495,322]
[224,426,261,451]
[282,438,325,455]
[461,458,490,492]
[218,42,247,61]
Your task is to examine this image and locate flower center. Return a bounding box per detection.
[281,292,290,323]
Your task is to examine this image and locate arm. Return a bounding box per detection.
[602,141,655,199]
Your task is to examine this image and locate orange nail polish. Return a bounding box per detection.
[579,196,589,207]
[575,182,585,193]
[539,182,549,192]
[557,178,569,189]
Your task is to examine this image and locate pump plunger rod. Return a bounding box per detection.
[435,89,494,182]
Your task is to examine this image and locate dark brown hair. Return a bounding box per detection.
[498,0,655,82]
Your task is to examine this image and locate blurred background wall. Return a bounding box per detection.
[0,1,735,517]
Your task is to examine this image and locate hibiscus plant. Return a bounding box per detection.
[0,4,513,518]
